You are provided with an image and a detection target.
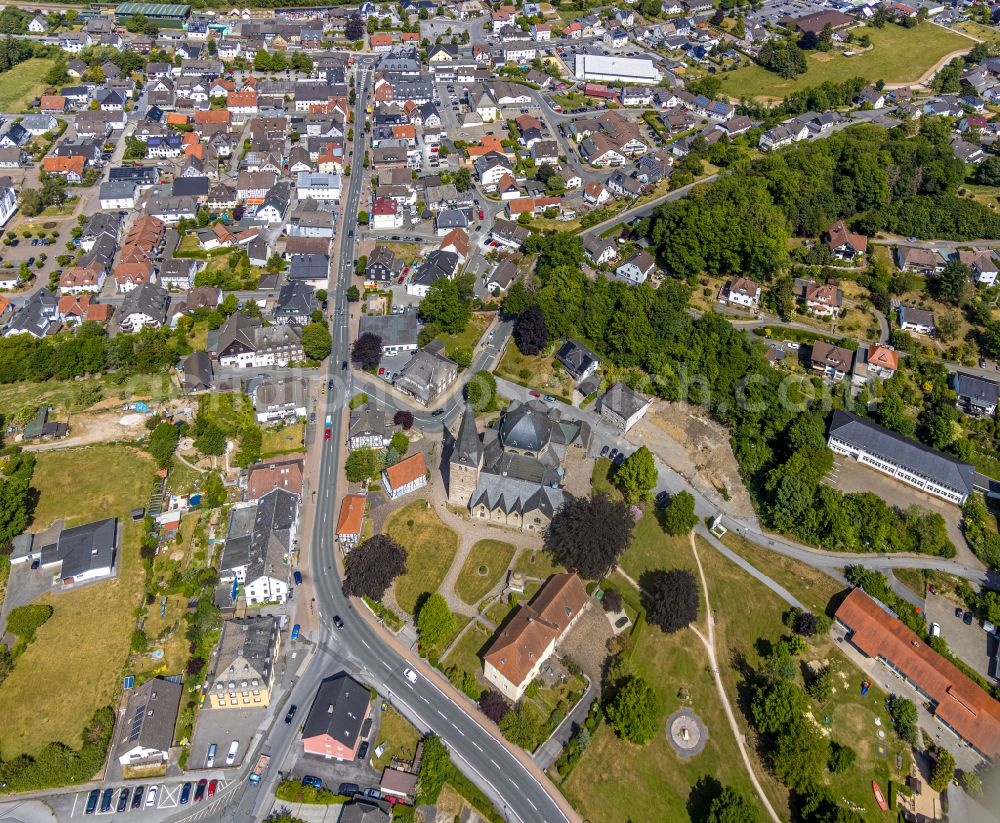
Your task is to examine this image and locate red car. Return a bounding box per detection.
[529,390,541,398]
[208,780,217,798]
[324,426,332,440]
[478,210,484,220]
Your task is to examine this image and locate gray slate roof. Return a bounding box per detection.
[828,410,976,498]
[301,673,371,747]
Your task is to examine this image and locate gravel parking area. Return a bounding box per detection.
[825,455,976,566]
[924,592,998,682]
[188,706,267,772]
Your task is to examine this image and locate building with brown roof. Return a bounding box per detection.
[804,282,842,317]
[381,452,427,500]
[825,220,867,260]
[835,587,1000,760]
[246,455,304,501]
[483,573,589,700]
[810,340,854,381]
[781,9,854,35]
[336,494,366,548]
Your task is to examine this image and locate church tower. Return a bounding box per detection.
[448,402,483,507]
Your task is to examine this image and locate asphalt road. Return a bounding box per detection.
[296,68,574,823]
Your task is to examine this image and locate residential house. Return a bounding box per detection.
[951,372,999,417]
[600,383,652,433]
[251,376,309,424]
[336,494,366,548]
[245,456,305,501]
[810,340,854,382]
[897,245,945,275]
[722,277,761,309]
[204,616,280,708]
[393,341,458,406]
[555,339,600,381]
[804,282,842,318]
[898,305,936,335]
[958,249,998,287]
[381,452,427,500]
[114,678,182,767]
[219,489,297,605]
[615,250,655,285]
[301,674,372,759]
[118,283,169,332]
[825,220,867,261]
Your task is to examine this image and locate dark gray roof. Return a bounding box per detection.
[470,474,565,519]
[500,400,555,453]
[220,488,297,584]
[121,282,169,326]
[453,402,483,468]
[115,676,182,759]
[339,800,391,823]
[358,312,419,349]
[58,517,118,580]
[288,253,330,281]
[207,616,279,690]
[349,404,387,440]
[172,176,210,197]
[274,279,315,319]
[828,410,976,497]
[302,673,370,747]
[952,372,999,408]
[601,382,649,420]
[555,339,599,379]
[181,350,213,392]
[393,342,457,405]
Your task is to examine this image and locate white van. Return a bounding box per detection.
[930,622,941,637]
[206,743,217,768]
[226,741,239,766]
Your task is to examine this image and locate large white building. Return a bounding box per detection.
[827,410,976,506]
[219,489,297,605]
[296,172,342,202]
[574,54,662,85]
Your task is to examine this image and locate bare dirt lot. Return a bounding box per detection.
[630,402,756,519]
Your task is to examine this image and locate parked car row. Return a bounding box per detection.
[84,779,220,815]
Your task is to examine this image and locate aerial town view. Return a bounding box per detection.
[3,0,1000,821]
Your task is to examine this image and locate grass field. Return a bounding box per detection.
[260,422,305,457]
[0,58,56,112]
[495,348,576,402]
[563,537,765,822]
[443,621,492,681]
[385,500,460,615]
[698,536,909,819]
[0,373,178,422]
[435,312,490,362]
[0,446,156,758]
[721,23,972,100]
[512,547,563,580]
[953,20,1000,43]
[371,707,422,772]
[454,540,516,606]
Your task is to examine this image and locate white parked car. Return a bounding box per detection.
[145,786,158,807]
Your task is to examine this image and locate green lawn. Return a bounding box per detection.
[260,422,305,457]
[721,23,972,100]
[435,312,490,362]
[618,510,696,583]
[0,58,56,112]
[512,547,563,580]
[0,373,178,422]
[385,500,460,614]
[454,540,516,606]
[372,707,422,772]
[443,621,492,681]
[495,347,576,403]
[698,536,909,819]
[0,446,156,758]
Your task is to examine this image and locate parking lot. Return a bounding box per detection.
[824,455,976,567]
[65,777,232,817]
[188,705,267,774]
[924,592,999,683]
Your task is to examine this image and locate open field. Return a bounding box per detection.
[721,24,972,100]
[699,536,909,819]
[435,312,490,362]
[0,446,155,758]
[443,621,491,683]
[455,539,516,605]
[563,546,765,822]
[385,500,460,614]
[261,422,305,457]
[0,373,179,422]
[371,707,422,772]
[953,20,1000,43]
[0,59,56,112]
[512,547,562,580]
[496,348,576,402]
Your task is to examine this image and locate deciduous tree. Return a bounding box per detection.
[352,332,383,370]
[615,446,657,503]
[644,569,699,633]
[513,305,548,355]
[604,674,661,744]
[544,494,634,579]
[417,593,454,649]
[343,534,408,601]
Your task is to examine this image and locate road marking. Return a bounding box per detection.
[472,741,483,751]
[380,661,390,669]
[360,639,370,648]
[527,798,538,810]
[437,709,446,717]
[508,778,518,787]
[71,792,79,817]
[491,760,499,768]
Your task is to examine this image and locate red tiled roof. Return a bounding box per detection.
[836,588,1000,759]
[336,494,366,537]
[383,452,425,491]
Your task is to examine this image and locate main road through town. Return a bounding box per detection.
[300,66,575,823]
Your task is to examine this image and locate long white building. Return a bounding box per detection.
[827,410,976,505]
[574,54,662,85]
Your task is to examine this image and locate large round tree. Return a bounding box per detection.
[513,305,548,356]
[544,493,634,579]
[343,534,408,601]
[644,568,699,634]
[352,332,383,371]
